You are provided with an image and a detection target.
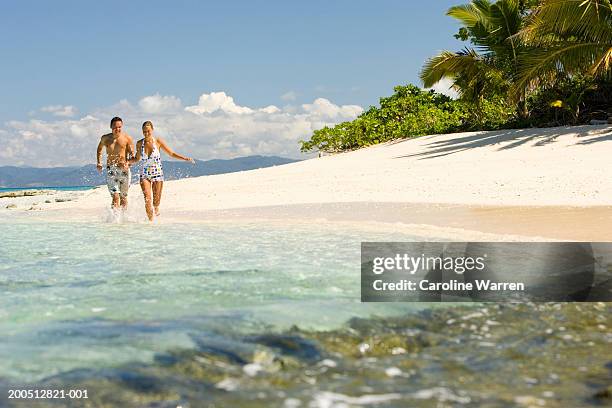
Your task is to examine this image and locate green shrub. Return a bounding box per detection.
[525,76,612,127]
[300,85,465,153]
[461,96,516,131]
[299,84,522,153]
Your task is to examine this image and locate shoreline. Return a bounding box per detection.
[2,125,611,241]
[3,195,611,241]
[160,201,612,241]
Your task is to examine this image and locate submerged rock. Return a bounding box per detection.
[593,385,612,400]
[0,190,51,198]
[245,334,321,362]
[4,303,611,407]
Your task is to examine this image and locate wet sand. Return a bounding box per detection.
[155,202,612,241]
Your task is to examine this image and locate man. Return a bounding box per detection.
[96,117,135,210]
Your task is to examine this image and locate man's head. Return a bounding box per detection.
[110,117,123,137]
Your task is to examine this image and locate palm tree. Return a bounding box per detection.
[420,0,525,105]
[515,0,612,93]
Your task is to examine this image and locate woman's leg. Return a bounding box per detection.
[152,181,163,216]
[140,178,154,221]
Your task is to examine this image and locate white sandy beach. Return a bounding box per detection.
[3,124,612,240]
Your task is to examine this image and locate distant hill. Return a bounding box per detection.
[0,155,299,188]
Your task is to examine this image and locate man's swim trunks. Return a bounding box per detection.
[106,165,131,197]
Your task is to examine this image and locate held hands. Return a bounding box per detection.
[186,157,195,164]
[96,164,103,174]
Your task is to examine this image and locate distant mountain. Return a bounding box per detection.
[0,155,299,188]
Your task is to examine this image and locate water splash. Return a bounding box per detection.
[101,204,149,224]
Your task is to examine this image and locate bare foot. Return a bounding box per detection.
[154,207,160,216]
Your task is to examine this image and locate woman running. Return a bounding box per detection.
[131,121,194,221]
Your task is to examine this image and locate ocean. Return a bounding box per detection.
[0,220,429,381]
[0,219,609,407]
[0,186,95,193]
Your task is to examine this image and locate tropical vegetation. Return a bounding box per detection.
[301,0,612,153]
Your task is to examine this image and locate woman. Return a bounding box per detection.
[131,121,194,221]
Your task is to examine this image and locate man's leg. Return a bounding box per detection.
[111,193,120,209]
[107,166,121,210]
[120,195,128,210]
[152,181,163,216]
[119,168,131,210]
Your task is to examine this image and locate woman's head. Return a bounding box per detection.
[142,121,154,137]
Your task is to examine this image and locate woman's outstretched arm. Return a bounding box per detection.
[157,137,195,163]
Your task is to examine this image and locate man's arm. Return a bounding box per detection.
[125,135,136,167]
[96,137,105,173]
[128,139,142,165]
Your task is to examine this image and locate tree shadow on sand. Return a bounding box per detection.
[393,125,611,160]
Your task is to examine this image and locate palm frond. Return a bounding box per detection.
[521,0,612,44]
[591,47,612,74]
[515,41,608,91]
[447,3,485,26]
[420,49,483,88]
[490,0,522,39]
[513,0,612,97]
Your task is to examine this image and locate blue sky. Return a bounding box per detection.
[0,1,463,165]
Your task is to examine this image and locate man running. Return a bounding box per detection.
[96,117,135,210]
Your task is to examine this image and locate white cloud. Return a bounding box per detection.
[185,92,253,115]
[425,78,460,99]
[138,93,182,114]
[41,105,78,117]
[0,92,364,167]
[259,105,281,114]
[70,124,89,138]
[302,98,363,119]
[20,130,42,141]
[280,91,297,102]
[0,146,15,160]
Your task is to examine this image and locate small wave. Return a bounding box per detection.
[101,206,148,224]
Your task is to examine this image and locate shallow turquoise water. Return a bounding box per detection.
[2,220,610,407]
[0,220,434,382]
[0,186,94,192]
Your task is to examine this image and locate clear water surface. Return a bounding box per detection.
[0,219,434,382]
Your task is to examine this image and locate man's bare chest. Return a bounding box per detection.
[106,139,128,152]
